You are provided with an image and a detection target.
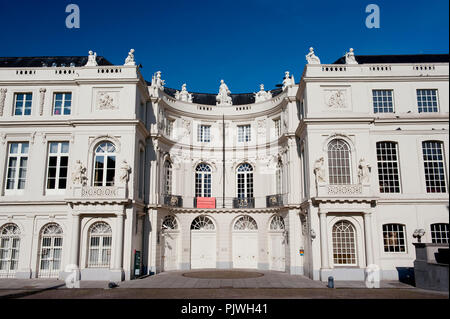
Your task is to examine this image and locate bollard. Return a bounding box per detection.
[327,276,334,288]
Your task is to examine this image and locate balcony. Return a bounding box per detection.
[232,197,255,209]
[66,185,128,204]
[314,183,376,204]
[194,197,216,208]
[163,194,183,208]
[266,194,283,207]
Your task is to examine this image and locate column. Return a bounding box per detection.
[319,210,329,269]
[70,212,80,267]
[363,212,374,266]
[114,212,125,270]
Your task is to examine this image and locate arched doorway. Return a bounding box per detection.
[232,215,258,269]
[161,215,179,271]
[190,216,216,269]
[268,215,286,271]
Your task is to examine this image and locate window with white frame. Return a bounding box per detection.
[376,141,401,193]
[93,142,116,186]
[327,139,351,185]
[237,163,254,198]
[431,223,449,244]
[332,221,357,265]
[165,119,174,138]
[0,224,20,278]
[88,222,112,268]
[38,223,63,278]
[275,161,282,194]
[163,160,172,195]
[5,142,29,190]
[46,142,69,190]
[13,93,32,116]
[197,124,211,142]
[383,224,406,252]
[422,141,447,193]
[274,118,281,137]
[53,93,72,115]
[417,89,438,113]
[372,90,394,113]
[195,163,212,197]
[237,125,251,142]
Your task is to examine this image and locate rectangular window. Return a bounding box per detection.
[383,224,406,252]
[274,118,281,137]
[372,90,394,113]
[376,142,401,193]
[14,93,32,116]
[238,125,251,142]
[431,224,449,244]
[5,142,29,190]
[417,89,438,113]
[197,125,211,142]
[46,142,69,190]
[422,141,447,193]
[53,93,72,115]
[165,119,174,138]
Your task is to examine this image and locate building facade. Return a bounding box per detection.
[0,49,448,282]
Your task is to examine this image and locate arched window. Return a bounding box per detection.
[275,161,282,194]
[38,223,63,278]
[269,215,285,231]
[195,163,211,197]
[430,223,449,244]
[328,139,351,185]
[332,221,357,265]
[234,215,258,231]
[163,160,172,195]
[162,215,178,230]
[94,142,116,186]
[0,224,20,278]
[237,163,254,198]
[88,222,112,268]
[191,216,215,230]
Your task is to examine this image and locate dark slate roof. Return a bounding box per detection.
[163,87,283,106]
[0,56,113,68]
[333,54,449,65]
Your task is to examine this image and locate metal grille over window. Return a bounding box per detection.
[191,216,215,230]
[162,215,178,230]
[6,142,29,190]
[372,90,394,113]
[332,221,356,265]
[14,93,32,116]
[417,89,438,113]
[88,222,112,268]
[376,141,401,193]
[195,163,212,197]
[163,160,172,195]
[431,223,449,244]
[269,215,285,231]
[327,139,351,185]
[53,93,72,115]
[94,142,116,186]
[238,125,251,142]
[383,224,406,252]
[197,125,211,142]
[38,223,63,278]
[46,142,69,190]
[0,224,20,278]
[422,141,447,193]
[234,215,258,231]
[274,118,281,137]
[237,163,254,198]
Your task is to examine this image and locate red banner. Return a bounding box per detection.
[196,197,216,208]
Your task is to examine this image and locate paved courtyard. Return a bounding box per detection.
[0,270,447,299]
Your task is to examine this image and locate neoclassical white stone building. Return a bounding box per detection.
[0,49,448,282]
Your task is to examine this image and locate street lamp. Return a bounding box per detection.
[413,229,426,243]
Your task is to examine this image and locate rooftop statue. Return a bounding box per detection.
[216,79,232,106]
[124,49,136,66]
[150,71,166,96]
[85,50,98,66]
[306,47,321,64]
[282,71,295,90]
[345,48,358,65]
[175,83,193,103]
[254,84,272,103]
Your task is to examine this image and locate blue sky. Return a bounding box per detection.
[0,0,448,93]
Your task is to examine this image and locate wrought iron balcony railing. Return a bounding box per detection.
[266,194,283,207]
[232,197,255,209]
[163,194,183,207]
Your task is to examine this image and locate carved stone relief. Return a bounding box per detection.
[97,91,119,110]
[0,88,7,116]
